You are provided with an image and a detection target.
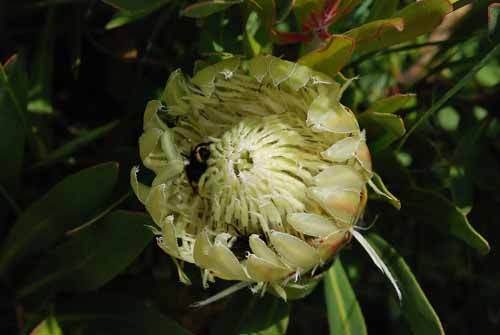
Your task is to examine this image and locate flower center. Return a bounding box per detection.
[197,114,329,236]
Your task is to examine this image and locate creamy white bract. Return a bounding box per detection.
[131,55,400,302]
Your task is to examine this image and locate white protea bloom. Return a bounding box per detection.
[131,55,401,304]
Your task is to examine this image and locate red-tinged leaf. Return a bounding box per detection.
[347,0,452,55]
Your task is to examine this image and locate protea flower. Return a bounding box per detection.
[131,55,400,305]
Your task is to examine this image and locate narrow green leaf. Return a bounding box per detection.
[298,35,355,76]
[324,258,366,335]
[367,0,399,22]
[450,120,489,215]
[211,290,289,335]
[399,44,500,148]
[0,162,119,275]
[32,120,119,168]
[105,10,150,29]
[366,234,445,335]
[28,10,55,114]
[358,111,406,153]
[404,189,490,254]
[102,0,169,13]
[181,0,243,18]
[348,0,452,55]
[365,94,416,115]
[17,210,153,297]
[0,55,28,192]
[54,294,192,335]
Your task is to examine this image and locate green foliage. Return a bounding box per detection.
[1,1,498,334]
[324,258,367,335]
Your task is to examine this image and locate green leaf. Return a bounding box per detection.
[32,120,119,169]
[365,94,416,115]
[181,0,243,18]
[403,189,490,254]
[348,0,452,55]
[324,258,367,335]
[17,210,153,297]
[31,314,62,335]
[105,10,150,29]
[366,234,445,335]
[28,10,55,114]
[211,290,289,335]
[54,294,191,335]
[0,55,28,192]
[102,0,169,13]
[366,0,399,22]
[488,3,500,42]
[399,43,500,148]
[294,0,362,26]
[298,35,355,76]
[358,111,406,153]
[0,162,119,275]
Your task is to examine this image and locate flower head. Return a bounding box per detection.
[131,55,400,303]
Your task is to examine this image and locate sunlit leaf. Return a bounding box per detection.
[365,94,416,115]
[403,189,490,255]
[17,211,153,297]
[105,10,150,29]
[324,258,367,335]
[366,234,445,335]
[181,0,243,18]
[347,0,452,55]
[31,314,62,335]
[211,290,289,335]
[298,35,355,76]
[54,294,191,335]
[0,162,119,275]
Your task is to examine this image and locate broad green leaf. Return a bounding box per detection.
[366,234,445,335]
[298,35,355,76]
[404,189,490,254]
[31,314,62,335]
[0,55,28,193]
[102,0,169,13]
[54,294,191,335]
[0,162,119,275]
[211,290,289,335]
[181,0,243,18]
[28,10,55,114]
[324,258,366,335]
[488,3,500,42]
[347,0,452,55]
[366,0,399,22]
[365,94,416,115]
[32,120,119,168]
[17,210,153,297]
[105,10,150,29]
[358,111,405,153]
